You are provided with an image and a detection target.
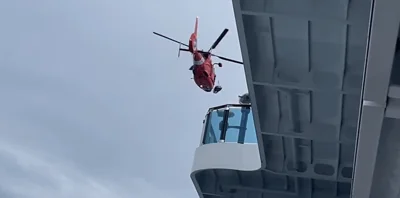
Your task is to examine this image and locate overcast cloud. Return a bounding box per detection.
[0,0,247,197]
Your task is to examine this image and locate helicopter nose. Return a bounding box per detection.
[200,85,210,92]
[203,87,212,92]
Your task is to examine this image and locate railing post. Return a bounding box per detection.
[219,106,230,142]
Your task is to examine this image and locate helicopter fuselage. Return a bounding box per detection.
[192,52,216,92]
[153,16,242,94]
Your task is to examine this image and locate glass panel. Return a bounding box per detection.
[202,105,257,145]
[225,106,257,143]
[225,107,241,143]
[244,109,257,143]
[203,109,224,144]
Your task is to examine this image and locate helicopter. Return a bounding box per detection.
[153,17,243,94]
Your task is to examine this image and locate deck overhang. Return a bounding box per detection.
[190,0,400,197]
[232,0,399,197]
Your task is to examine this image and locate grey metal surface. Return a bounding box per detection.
[196,0,371,197]
[191,0,400,197]
[363,26,400,198]
[350,0,400,196]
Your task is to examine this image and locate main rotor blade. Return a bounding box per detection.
[180,48,243,64]
[153,32,189,47]
[208,28,229,52]
[211,54,243,65]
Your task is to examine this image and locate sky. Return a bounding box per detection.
[0,0,248,197]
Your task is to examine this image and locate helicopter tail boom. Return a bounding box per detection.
[189,17,199,53]
[194,16,198,36]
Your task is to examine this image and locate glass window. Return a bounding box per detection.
[202,109,224,144]
[244,109,257,143]
[225,107,241,143]
[225,106,257,144]
[202,105,257,145]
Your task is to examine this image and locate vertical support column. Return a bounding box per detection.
[351,0,400,197]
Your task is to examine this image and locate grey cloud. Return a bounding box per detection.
[0,0,247,197]
[0,142,184,198]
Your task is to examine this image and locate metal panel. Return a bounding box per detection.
[188,0,400,197]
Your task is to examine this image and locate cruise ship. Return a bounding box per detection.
[190,0,400,198]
